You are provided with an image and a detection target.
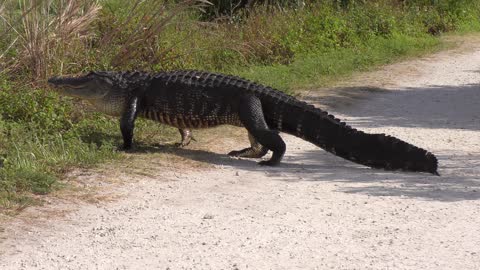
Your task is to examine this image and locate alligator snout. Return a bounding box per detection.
[48,76,61,85]
[47,75,89,88]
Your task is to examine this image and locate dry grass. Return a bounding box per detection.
[0,0,101,80]
[0,0,211,81]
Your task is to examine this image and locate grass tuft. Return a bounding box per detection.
[1,0,101,79]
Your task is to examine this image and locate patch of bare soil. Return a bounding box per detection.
[1,35,480,269]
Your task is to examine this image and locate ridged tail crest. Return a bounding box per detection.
[275,101,438,174]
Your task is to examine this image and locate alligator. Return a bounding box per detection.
[48,70,439,174]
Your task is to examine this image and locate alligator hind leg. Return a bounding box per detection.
[235,95,286,166]
[176,128,194,147]
[228,133,268,158]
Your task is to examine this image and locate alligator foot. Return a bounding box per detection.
[176,128,195,147]
[258,159,281,166]
[174,139,196,147]
[228,131,269,159]
[228,147,268,158]
[119,144,135,152]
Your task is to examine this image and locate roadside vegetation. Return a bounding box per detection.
[1,0,479,211]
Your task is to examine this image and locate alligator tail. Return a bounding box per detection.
[275,101,438,174]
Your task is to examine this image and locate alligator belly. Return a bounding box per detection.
[140,110,242,129]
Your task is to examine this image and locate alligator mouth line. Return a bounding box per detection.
[48,76,89,89]
[63,84,85,89]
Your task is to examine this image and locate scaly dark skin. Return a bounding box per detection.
[48,70,439,174]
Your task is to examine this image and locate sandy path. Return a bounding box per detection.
[1,38,480,269]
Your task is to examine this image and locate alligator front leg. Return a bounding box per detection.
[119,97,139,150]
[235,95,286,166]
[228,132,268,158]
[177,128,195,147]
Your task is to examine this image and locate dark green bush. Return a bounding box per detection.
[0,78,119,208]
[199,0,306,20]
[0,87,73,134]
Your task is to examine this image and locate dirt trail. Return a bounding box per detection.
[1,37,480,269]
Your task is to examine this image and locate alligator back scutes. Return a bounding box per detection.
[282,98,357,133]
[157,70,360,133]
[153,70,269,94]
[101,71,151,89]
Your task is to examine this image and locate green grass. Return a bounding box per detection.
[0,78,184,211]
[0,82,118,210]
[1,0,480,211]
[234,34,442,93]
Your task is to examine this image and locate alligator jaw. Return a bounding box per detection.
[48,75,91,88]
[48,74,109,100]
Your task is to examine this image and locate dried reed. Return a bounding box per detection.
[1,0,100,80]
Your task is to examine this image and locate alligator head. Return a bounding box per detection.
[48,71,118,100]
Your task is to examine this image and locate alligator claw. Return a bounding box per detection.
[228,150,242,157]
[175,141,190,148]
[119,145,135,152]
[258,160,275,166]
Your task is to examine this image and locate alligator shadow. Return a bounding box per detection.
[155,83,480,202]
[292,83,480,201]
[129,141,480,202]
[287,149,480,202]
[86,83,480,202]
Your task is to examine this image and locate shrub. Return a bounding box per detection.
[0,77,118,209]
